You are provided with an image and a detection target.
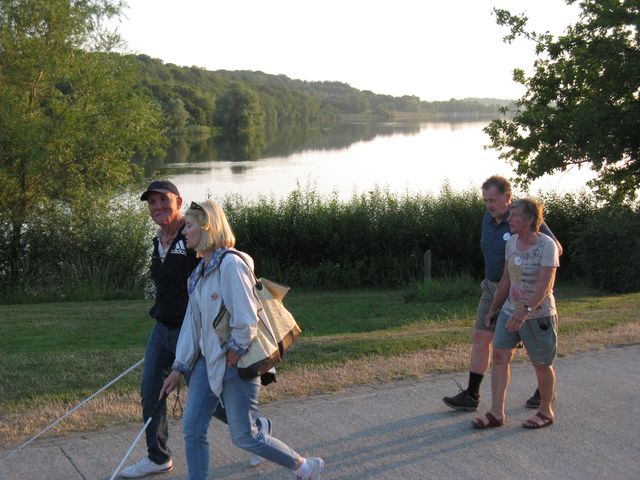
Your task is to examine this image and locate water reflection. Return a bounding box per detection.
[143,119,595,202]
[149,120,424,168]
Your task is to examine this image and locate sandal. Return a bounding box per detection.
[471,412,504,429]
[522,411,554,429]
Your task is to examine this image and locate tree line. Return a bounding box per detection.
[134,54,512,137]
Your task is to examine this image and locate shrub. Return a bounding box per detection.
[0,199,152,304]
[224,183,484,288]
[537,191,599,279]
[573,203,640,293]
[3,183,637,303]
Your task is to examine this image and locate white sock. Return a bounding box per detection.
[295,458,311,477]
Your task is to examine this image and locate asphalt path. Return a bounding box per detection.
[1,345,639,479]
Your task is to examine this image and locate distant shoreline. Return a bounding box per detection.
[340,111,510,122]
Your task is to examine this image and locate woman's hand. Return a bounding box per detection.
[506,309,528,332]
[160,370,181,399]
[226,349,241,368]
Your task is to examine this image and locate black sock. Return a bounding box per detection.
[467,372,483,399]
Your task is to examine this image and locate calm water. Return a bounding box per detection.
[157,121,594,202]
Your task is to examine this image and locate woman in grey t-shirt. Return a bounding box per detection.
[472,198,559,430]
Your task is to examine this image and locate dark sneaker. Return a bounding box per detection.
[526,388,557,408]
[443,389,479,411]
[526,388,541,409]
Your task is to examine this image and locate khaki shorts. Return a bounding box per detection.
[474,279,498,332]
[493,311,558,367]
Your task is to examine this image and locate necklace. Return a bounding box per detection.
[517,231,538,250]
[161,230,176,248]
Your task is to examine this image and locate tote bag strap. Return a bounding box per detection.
[220,250,260,287]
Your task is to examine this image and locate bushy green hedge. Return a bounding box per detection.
[224,184,485,288]
[224,186,639,292]
[0,200,152,303]
[537,191,600,279]
[572,204,640,293]
[1,186,638,303]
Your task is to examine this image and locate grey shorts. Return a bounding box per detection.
[493,310,558,367]
[474,279,498,332]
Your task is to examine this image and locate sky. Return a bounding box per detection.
[116,0,581,102]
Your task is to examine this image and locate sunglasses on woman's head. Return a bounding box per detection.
[190,201,204,212]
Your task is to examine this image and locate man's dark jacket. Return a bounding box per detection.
[149,225,199,328]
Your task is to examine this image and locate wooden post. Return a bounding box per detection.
[424,250,432,281]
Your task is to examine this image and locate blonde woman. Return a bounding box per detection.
[160,199,323,480]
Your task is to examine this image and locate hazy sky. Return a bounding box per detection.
[116,0,580,101]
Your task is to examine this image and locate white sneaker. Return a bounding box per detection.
[119,457,173,478]
[249,417,272,467]
[296,457,324,480]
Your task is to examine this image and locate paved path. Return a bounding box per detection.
[1,345,639,480]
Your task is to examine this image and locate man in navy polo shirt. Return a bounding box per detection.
[442,175,562,412]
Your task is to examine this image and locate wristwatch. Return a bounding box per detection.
[523,305,533,313]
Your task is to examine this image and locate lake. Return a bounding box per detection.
[155,120,594,203]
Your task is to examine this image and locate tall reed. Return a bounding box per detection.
[224,183,485,287]
[1,184,636,303]
[0,200,152,304]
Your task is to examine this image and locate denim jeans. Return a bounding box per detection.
[183,357,300,480]
[141,323,227,465]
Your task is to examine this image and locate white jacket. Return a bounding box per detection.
[174,251,259,396]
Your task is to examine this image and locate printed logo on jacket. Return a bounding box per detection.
[170,240,187,256]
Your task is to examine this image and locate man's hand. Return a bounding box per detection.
[484,309,498,328]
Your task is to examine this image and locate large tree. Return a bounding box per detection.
[0,0,165,274]
[213,82,265,140]
[485,0,640,201]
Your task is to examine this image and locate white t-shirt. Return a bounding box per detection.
[503,233,559,319]
[156,229,168,261]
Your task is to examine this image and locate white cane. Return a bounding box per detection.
[0,358,145,465]
[108,416,153,480]
[108,393,168,480]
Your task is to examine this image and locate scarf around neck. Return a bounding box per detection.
[187,247,234,294]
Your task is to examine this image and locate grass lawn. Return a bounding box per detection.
[1,281,638,445]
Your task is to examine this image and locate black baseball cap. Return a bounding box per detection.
[140,180,181,201]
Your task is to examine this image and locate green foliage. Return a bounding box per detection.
[0,0,165,279]
[573,204,640,293]
[537,190,600,278]
[133,55,511,139]
[225,187,638,293]
[486,1,640,201]
[165,97,190,131]
[213,83,265,140]
[2,186,638,302]
[0,199,153,303]
[403,273,478,303]
[224,184,484,288]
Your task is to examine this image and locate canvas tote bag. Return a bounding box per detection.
[213,250,302,379]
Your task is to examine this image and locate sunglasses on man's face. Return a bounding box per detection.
[190,201,204,212]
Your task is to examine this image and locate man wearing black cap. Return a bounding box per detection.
[122,181,269,478]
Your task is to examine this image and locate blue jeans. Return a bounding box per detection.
[183,357,300,480]
[141,323,227,464]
